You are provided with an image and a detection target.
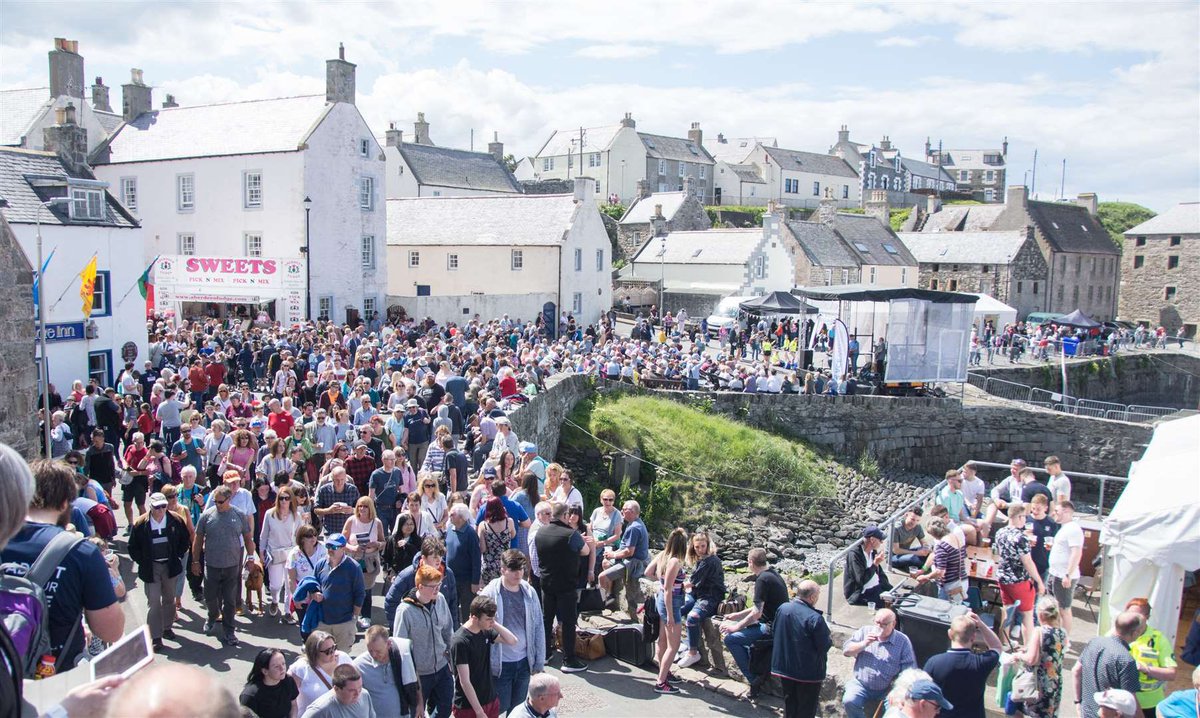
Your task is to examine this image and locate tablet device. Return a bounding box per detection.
[90,625,154,680]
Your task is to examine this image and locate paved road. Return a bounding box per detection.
[31,512,777,717]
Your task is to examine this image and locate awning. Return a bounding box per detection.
[1054,309,1101,328]
[792,284,979,304]
[739,291,818,315]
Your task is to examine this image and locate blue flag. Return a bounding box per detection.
[31,248,55,308]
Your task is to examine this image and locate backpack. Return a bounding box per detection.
[87,502,118,540]
[0,531,86,677]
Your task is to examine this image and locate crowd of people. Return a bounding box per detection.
[6,310,1200,718]
[968,319,1190,366]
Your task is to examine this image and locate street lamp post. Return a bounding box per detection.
[659,234,666,321]
[302,196,312,322]
[37,197,70,457]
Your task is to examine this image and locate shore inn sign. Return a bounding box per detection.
[153,254,307,325]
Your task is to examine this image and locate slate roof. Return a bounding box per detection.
[93,110,123,135]
[0,87,52,146]
[638,132,715,164]
[900,156,954,181]
[993,199,1119,255]
[386,194,580,246]
[620,192,687,225]
[727,163,766,183]
[0,147,137,227]
[536,125,621,157]
[631,229,758,265]
[95,94,331,164]
[785,220,859,268]
[833,213,917,266]
[763,146,858,178]
[897,230,1030,265]
[920,204,1004,232]
[397,142,521,193]
[1123,202,1199,236]
[706,136,776,164]
[933,149,1006,171]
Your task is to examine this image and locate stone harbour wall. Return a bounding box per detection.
[507,372,592,463]
[971,352,1200,409]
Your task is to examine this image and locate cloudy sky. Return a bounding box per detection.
[2,1,1197,211]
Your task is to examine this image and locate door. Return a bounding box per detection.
[714,187,722,205]
[345,307,360,328]
[542,302,557,339]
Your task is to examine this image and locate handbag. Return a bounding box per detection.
[577,587,605,613]
[117,469,135,486]
[1010,664,1041,702]
[575,630,607,661]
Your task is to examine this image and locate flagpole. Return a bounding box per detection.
[37,199,70,457]
[117,255,160,307]
[50,252,96,311]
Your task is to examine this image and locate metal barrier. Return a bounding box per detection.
[967,372,1193,425]
[964,460,1130,517]
[825,479,947,619]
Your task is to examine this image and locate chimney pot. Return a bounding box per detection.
[121,68,153,121]
[573,176,592,203]
[413,112,432,145]
[162,93,178,108]
[1006,184,1028,208]
[620,112,636,128]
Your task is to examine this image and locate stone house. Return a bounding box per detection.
[990,186,1120,320]
[897,228,1049,319]
[0,214,38,458]
[615,177,711,260]
[828,127,906,199]
[714,143,860,209]
[90,45,387,326]
[1120,201,1199,336]
[622,226,764,318]
[926,140,1008,202]
[381,117,521,198]
[515,115,716,205]
[385,177,611,328]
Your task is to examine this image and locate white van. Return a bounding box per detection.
[706,295,754,336]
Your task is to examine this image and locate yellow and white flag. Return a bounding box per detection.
[79,255,98,318]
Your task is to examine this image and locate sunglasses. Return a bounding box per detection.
[601,497,614,502]
[319,645,337,656]
[215,499,228,506]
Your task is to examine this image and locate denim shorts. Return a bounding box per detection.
[656,590,684,623]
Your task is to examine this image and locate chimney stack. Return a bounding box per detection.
[162,94,178,109]
[879,136,892,152]
[385,122,403,147]
[1075,192,1098,216]
[573,176,592,203]
[865,189,890,226]
[687,122,702,148]
[817,188,839,226]
[652,204,668,237]
[926,194,941,216]
[636,179,651,200]
[619,112,636,129]
[413,112,433,145]
[837,125,850,143]
[488,131,504,163]
[325,43,356,105]
[43,102,89,174]
[1006,184,1028,208]
[91,76,111,113]
[683,175,694,199]
[716,132,726,144]
[121,68,152,122]
[1002,136,1009,158]
[48,38,84,100]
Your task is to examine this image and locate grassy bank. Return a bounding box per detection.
[560,393,837,532]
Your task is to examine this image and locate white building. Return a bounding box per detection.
[0,144,146,389]
[626,228,764,296]
[381,117,521,198]
[91,46,386,326]
[724,143,860,209]
[517,115,716,204]
[385,178,611,327]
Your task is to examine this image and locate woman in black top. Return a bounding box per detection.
[677,530,726,670]
[239,648,299,718]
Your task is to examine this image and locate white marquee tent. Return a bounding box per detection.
[1099,414,1200,645]
[968,293,1017,329]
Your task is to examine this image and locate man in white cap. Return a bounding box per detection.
[518,442,548,493]
[1094,689,1140,718]
[400,398,431,471]
[128,492,190,651]
[492,416,519,458]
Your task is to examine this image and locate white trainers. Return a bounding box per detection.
[677,652,703,669]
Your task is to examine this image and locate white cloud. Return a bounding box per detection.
[575,44,658,60]
[875,35,934,48]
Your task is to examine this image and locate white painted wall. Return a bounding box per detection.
[713,161,765,206]
[12,222,147,390]
[526,126,646,204]
[742,214,801,295]
[558,200,612,325]
[864,264,916,288]
[744,145,861,208]
[22,96,117,155]
[387,244,560,297]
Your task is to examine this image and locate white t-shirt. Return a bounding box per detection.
[287,544,328,588]
[289,652,352,715]
[1048,520,1085,579]
[552,486,584,510]
[1047,474,1072,502]
[961,476,987,510]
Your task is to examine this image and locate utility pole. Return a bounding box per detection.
[1031,149,1038,198]
[1059,158,1067,200]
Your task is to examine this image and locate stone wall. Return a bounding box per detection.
[659,391,1150,478]
[0,216,39,458]
[507,372,591,463]
[972,353,1200,409]
[1118,232,1199,335]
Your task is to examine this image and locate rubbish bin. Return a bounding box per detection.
[893,594,970,666]
[1062,337,1079,357]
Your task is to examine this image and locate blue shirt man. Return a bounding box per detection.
[313,534,365,650]
[842,609,916,718]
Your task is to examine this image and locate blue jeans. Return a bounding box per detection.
[681,596,716,653]
[890,553,926,571]
[843,678,890,718]
[723,622,767,683]
[493,659,530,716]
[419,665,454,718]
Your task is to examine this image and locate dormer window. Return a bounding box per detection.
[70,187,104,221]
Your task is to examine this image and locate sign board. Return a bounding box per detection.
[121,341,138,363]
[37,321,86,343]
[153,255,307,326]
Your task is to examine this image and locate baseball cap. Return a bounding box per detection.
[324,534,348,550]
[907,680,953,711]
[249,417,266,428]
[861,525,885,541]
[149,492,168,509]
[352,441,367,449]
[1094,690,1137,716]
[519,441,537,454]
